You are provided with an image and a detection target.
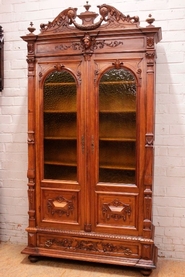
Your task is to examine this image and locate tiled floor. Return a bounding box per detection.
[0,242,185,277]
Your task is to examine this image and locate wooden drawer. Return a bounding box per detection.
[38,233,140,259]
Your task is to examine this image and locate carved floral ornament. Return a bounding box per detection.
[44,237,132,256]
[55,34,124,61]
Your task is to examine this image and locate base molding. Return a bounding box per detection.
[22,243,157,276]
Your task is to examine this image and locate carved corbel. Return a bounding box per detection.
[27,131,35,145]
[145,133,154,148]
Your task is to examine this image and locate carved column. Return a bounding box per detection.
[25,35,37,247]
[143,35,156,243]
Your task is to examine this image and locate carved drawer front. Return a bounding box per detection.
[96,192,138,230]
[38,234,139,259]
[41,188,80,225]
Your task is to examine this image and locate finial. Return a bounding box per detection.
[146,14,155,27]
[27,22,36,34]
[84,1,91,11]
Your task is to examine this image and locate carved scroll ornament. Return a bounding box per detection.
[55,34,123,61]
[40,3,140,33]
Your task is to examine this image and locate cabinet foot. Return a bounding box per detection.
[28,255,39,263]
[140,268,152,276]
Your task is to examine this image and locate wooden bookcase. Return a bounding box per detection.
[21,4,162,276]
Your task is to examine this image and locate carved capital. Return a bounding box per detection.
[145,51,155,65]
[26,57,35,73]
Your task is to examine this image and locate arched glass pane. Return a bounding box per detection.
[43,70,77,180]
[99,68,136,184]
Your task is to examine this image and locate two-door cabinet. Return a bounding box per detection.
[21,3,162,276]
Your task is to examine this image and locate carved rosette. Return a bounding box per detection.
[102,199,131,221]
[44,238,132,256]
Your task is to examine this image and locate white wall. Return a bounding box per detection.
[0,0,185,260]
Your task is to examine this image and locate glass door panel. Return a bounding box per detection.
[99,68,136,184]
[43,70,77,181]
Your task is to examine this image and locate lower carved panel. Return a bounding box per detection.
[38,234,139,258]
[40,188,80,224]
[96,192,138,230]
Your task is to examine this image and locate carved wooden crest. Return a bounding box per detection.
[39,2,140,34]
